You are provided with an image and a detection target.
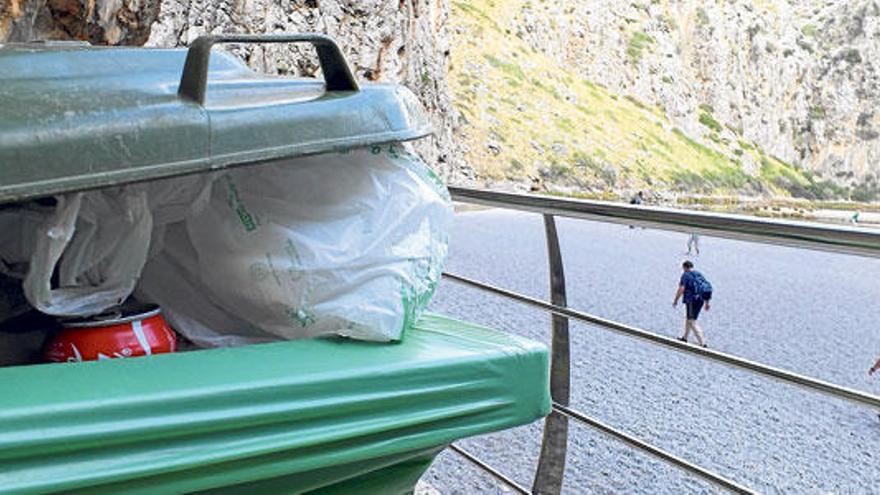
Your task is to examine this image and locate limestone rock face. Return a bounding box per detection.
[0,0,161,45]
[507,0,880,193]
[0,0,461,179]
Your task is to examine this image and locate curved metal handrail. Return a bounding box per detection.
[449,187,880,258]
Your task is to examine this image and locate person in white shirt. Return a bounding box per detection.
[686,233,700,255]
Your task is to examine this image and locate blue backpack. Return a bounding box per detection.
[691,271,713,301]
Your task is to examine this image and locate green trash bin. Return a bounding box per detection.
[0,35,550,493]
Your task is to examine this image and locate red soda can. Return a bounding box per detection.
[43,302,177,363]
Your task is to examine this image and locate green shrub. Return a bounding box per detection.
[483,54,526,80]
[671,169,708,191]
[548,162,574,179]
[650,133,672,151]
[453,2,501,30]
[627,32,654,63]
[672,127,726,162]
[703,162,751,189]
[624,94,648,110]
[696,7,710,25]
[851,182,880,202]
[555,117,575,133]
[699,111,723,132]
[807,179,848,200]
[575,104,593,116]
[570,151,618,186]
[755,156,840,198]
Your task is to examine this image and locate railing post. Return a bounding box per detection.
[532,214,571,495]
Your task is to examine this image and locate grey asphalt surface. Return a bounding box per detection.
[423,208,880,494]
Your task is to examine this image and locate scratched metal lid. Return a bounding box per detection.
[0,34,433,205]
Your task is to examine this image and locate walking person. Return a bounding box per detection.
[686,233,701,256]
[672,260,712,347]
[851,210,861,225]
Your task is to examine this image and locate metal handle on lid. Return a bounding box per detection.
[178,33,359,104]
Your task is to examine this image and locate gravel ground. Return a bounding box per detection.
[423,208,880,494]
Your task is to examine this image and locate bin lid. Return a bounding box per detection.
[0,34,433,205]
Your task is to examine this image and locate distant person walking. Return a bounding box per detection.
[672,260,712,347]
[686,233,701,256]
[851,210,861,225]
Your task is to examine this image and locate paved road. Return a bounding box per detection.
[423,208,880,494]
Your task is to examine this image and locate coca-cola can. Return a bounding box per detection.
[43,302,177,363]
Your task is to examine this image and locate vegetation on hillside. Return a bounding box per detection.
[449,0,842,200]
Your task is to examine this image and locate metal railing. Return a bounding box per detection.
[443,186,880,494]
[450,187,880,258]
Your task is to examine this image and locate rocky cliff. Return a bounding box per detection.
[0,0,462,180]
[0,0,160,45]
[473,0,880,199]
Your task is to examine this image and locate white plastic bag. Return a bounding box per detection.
[0,176,210,319]
[137,144,452,346]
[21,187,153,316]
